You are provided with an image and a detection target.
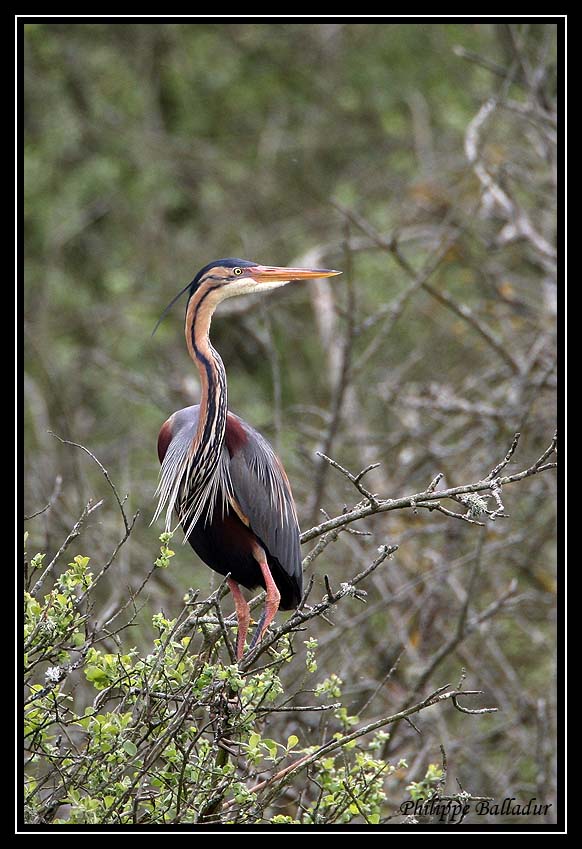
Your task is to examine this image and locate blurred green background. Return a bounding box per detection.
[24,21,558,823]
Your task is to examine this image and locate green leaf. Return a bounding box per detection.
[287,734,299,749]
[84,666,108,683]
[72,555,90,568]
[123,740,137,757]
[262,738,278,757]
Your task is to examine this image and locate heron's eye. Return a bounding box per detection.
[232,267,243,276]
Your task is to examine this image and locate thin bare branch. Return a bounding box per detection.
[301,432,557,543]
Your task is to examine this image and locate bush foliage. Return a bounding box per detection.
[25,536,412,825]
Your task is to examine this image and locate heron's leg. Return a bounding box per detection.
[227,578,250,661]
[258,561,281,639]
[250,543,281,643]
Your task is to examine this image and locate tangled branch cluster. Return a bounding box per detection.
[23,427,556,825]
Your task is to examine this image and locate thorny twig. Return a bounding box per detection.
[29,498,104,598]
[37,435,140,604]
[317,451,380,508]
[49,432,135,534]
[24,475,63,521]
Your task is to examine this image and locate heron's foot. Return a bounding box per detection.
[247,611,267,653]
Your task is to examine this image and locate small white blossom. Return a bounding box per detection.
[45,666,62,683]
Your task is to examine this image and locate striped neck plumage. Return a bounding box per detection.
[185,285,229,482]
[153,284,232,537]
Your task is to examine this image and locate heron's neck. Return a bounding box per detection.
[185,288,228,466]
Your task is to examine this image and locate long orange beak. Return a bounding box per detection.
[250,265,342,282]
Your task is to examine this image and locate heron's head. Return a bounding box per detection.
[152,259,341,336]
[188,258,342,302]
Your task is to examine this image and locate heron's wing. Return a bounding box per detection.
[154,404,230,536]
[226,412,302,593]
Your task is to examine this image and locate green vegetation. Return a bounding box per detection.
[24,541,407,825]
